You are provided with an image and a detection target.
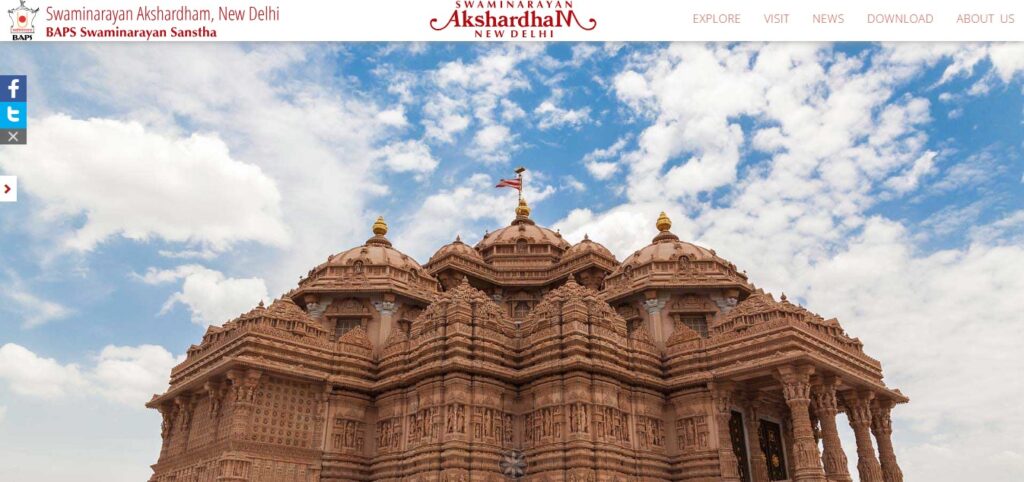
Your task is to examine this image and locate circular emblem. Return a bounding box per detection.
[499,449,526,479]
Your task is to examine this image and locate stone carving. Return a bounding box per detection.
[376,416,403,453]
[635,415,665,449]
[777,365,828,482]
[844,391,885,482]
[676,415,710,452]
[871,399,905,482]
[407,406,440,446]
[812,380,853,482]
[568,402,590,434]
[445,402,467,434]
[146,211,906,482]
[524,406,564,445]
[593,405,631,444]
[332,418,365,452]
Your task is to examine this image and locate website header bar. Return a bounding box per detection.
[5,0,1024,42]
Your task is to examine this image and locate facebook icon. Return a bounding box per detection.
[0,75,27,144]
[1,75,27,101]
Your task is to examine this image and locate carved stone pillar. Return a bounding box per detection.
[843,391,884,482]
[711,382,742,482]
[373,298,398,354]
[776,365,827,482]
[811,379,852,482]
[157,402,177,458]
[643,295,667,346]
[217,452,252,481]
[871,399,904,482]
[226,368,262,439]
[312,384,330,451]
[174,394,195,451]
[743,395,771,482]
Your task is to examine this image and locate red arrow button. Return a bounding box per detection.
[3,184,10,194]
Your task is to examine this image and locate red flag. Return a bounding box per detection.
[495,178,522,190]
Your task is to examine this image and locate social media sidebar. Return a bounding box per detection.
[1,75,27,145]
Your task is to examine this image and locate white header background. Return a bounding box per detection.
[7,0,1024,41]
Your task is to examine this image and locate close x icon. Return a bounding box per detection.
[0,75,27,145]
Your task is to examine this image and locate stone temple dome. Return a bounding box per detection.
[295,216,437,303]
[605,212,750,298]
[428,235,483,263]
[324,216,424,273]
[563,233,616,262]
[617,212,724,268]
[474,199,571,257]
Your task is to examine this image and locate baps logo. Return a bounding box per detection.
[9,0,39,40]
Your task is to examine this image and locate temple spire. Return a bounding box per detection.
[656,211,671,232]
[367,215,393,247]
[653,211,679,243]
[372,216,388,236]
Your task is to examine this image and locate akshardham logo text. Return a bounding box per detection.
[431,0,596,38]
[9,0,38,40]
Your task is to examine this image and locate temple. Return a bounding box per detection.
[146,199,908,482]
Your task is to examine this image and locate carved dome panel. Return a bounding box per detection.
[428,235,484,263]
[563,234,616,262]
[296,216,438,302]
[475,220,571,253]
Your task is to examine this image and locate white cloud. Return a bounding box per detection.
[0,272,71,329]
[988,43,1024,83]
[13,44,410,295]
[969,209,1024,245]
[376,105,408,127]
[585,160,619,180]
[583,136,630,180]
[0,343,181,408]
[535,99,591,130]
[90,345,184,407]
[423,44,546,162]
[374,140,439,174]
[933,149,1004,192]
[469,124,516,163]
[613,70,651,103]
[885,151,937,193]
[0,344,87,399]
[139,265,268,326]
[0,405,6,425]
[432,44,543,125]
[562,175,586,193]
[570,43,600,65]
[423,94,472,143]
[499,99,526,123]
[0,114,289,253]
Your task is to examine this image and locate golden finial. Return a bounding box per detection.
[515,198,531,217]
[656,211,672,232]
[372,216,388,236]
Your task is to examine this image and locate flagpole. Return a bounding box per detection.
[515,166,525,202]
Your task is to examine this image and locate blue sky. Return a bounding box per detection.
[0,42,1022,481]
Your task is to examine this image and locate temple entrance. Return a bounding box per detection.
[729,411,751,482]
[759,419,788,481]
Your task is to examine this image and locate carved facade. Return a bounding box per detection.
[148,205,908,482]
